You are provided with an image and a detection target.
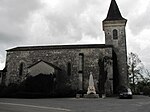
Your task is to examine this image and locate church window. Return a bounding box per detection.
[67,62,71,76]
[79,53,84,72]
[78,53,84,90]
[19,62,24,76]
[113,29,118,39]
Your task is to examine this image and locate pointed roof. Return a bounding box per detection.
[28,60,61,70]
[104,0,126,21]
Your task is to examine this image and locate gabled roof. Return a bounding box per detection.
[28,60,61,71]
[104,0,126,21]
[6,44,113,51]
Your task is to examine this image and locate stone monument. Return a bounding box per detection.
[84,72,99,98]
[87,72,96,94]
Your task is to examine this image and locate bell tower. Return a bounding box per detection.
[103,0,128,90]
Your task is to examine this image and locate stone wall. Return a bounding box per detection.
[103,20,128,89]
[5,45,113,93]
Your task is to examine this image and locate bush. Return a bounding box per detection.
[20,74,54,93]
[0,73,77,98]
[143,86,150,96]
[136,81,150,95]
[0,85,5,92]
[0,83,19,98]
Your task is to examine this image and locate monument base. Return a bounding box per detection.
[84,94,99,98]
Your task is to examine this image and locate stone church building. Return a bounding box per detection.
[2,0,128,96]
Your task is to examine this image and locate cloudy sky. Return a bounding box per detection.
[0,0,150,70]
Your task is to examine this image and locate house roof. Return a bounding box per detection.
[6,44,113,51]
[28,60,61,71]
[104,0,126,21]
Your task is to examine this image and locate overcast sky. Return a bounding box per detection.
[0,0,150,70]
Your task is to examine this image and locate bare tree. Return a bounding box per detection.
[145,69,150,78]
[143,69,150,82]
[128,52,144,93]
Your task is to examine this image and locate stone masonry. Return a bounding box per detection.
[5,45,113,94]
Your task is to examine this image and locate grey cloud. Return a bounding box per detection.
[139,46,150,69]
[128,2,150,35]
[0,31,23,44]
[43,0,105,44]
[0,0,43,68]
[0,0,43,45]
[0,0,42,23]
[0,0,42,40]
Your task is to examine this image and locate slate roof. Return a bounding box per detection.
[104,0,126,21]
[6,44,113,51]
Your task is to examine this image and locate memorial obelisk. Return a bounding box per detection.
[84,72,99,98]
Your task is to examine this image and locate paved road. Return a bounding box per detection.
[0,95,150,112]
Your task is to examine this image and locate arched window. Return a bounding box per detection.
[19,62,24,76]
[113,29,118,39]
[79,53,84,72]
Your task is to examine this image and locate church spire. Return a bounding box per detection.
[104,0,126,21]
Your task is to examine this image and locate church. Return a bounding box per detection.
[2,0,128,96]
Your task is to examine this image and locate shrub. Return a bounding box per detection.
[0,83,19,97]
[0,73,77,98]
